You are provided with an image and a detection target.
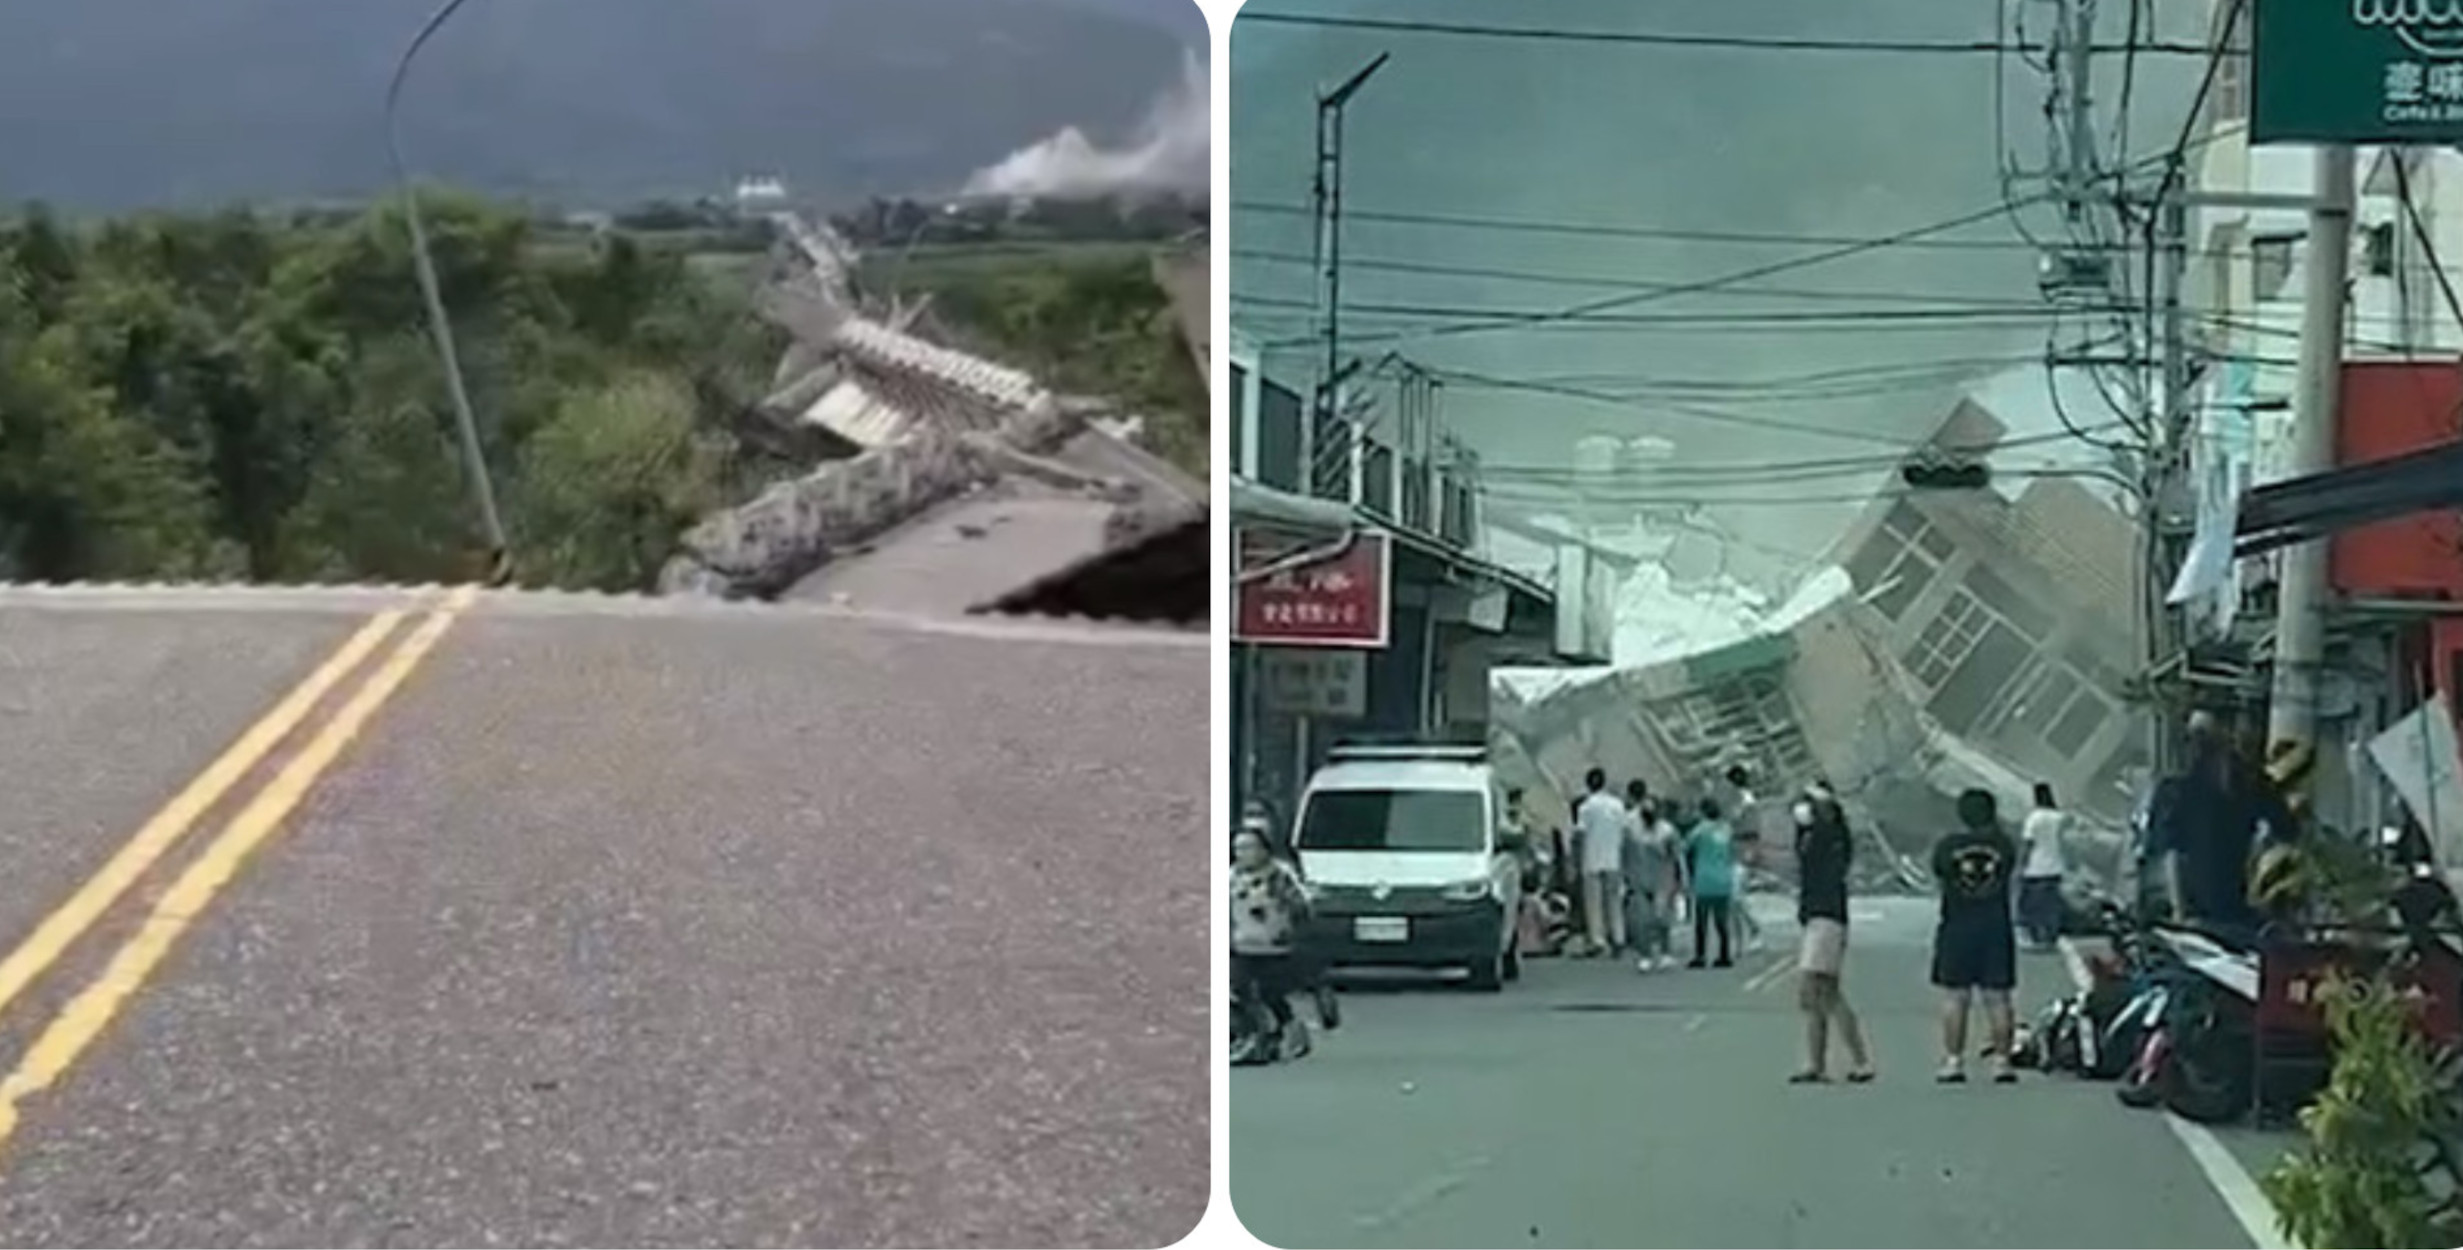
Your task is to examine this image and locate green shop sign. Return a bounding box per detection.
[2253,0,2463,143]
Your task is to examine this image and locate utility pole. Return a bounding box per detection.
[388,0,512,587]
[2149,193,2191,772]
[1307,53,1388,502]
[2265,145,2357,761]
[2056,0,2099,226]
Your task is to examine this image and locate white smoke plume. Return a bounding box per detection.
[964,52,1208,199]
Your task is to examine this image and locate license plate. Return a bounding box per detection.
[1355,916,1409,943]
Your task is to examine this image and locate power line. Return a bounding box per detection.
[1427,367,1964,448]
[1476,427,2135,483]
[1237,290,2103,329]
[1231,198,2216,256]
[1232,245,2083,309]
[1480,468,2128,509]
[1236,12,2208,56]
[1491,353,2055,392]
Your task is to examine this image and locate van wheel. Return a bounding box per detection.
[1467,951,1505,992]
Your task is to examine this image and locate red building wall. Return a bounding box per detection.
[2329,360,2463,600]
[2329,361,2463,722]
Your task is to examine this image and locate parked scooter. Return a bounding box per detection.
[2103,906,2260,1125]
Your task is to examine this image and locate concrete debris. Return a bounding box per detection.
[662,211,1203,616]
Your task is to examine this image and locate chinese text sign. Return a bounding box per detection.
[2254,0,2463,143]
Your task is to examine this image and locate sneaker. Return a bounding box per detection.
[1989,1054,2017,1084]
[1935,1056,1967,1084]
[1635,957,1656,974]
[1656,956,1681,971]
[1282,1018,1313,1061]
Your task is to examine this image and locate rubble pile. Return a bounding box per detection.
[660,211,1192,602]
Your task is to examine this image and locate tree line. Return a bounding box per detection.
[0,193,792,591]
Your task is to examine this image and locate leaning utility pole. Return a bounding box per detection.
[2265,145,2357,758]
[1307,52,1389,502]
[2149,193,2192,772]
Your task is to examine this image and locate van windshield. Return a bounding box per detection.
[1297,789,1486,853]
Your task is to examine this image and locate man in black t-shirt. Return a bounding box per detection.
[1930,788,2020,1084]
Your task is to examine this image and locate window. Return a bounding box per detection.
[2066,645,2128,696]
[2213,50,2247,124]
[1361,443,1396,516]
[1867,545,1941,621]
[2366,221,2397,278]
[2210,7,2249,123]
[1913,517,1957,561]
[2011,663,2085,740]
[1297,789,1487,852]
[1843,532,1901,596]
[1929,620,2035,735]
[1962,564,2056,643]
[1883,500,1927,541]
[2253,233,2301,302]
[1230,362,1250,467]
[1257,380,1304,491]
[2207,222,2244,312]
[1904,590,1987,688]
[2046,691,2111,758]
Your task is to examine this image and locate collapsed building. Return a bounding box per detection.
[656,215,1206,626]
[1490,400,2145,889]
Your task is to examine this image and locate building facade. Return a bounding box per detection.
[1827,402,2148,819]
[1227,327,1609,829]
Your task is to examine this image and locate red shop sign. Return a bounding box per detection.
[1235,529,1391,648]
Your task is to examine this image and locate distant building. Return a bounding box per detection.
[732,176,789,212]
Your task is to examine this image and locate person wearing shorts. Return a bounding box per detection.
[1791,783,1872,1083]
[1931,788,2020,1084]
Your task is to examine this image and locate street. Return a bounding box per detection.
[0,586,1208,1247]
[1230,896,2280,1249]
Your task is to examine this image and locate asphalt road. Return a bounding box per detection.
[0,586,1207,1248]
[1230,896,2273,1249]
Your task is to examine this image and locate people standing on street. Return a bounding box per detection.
[2017,782,2071,951]
[1791,782,1873,1084]
[1721,764,1769,954]
[1615,779,1653,956]
[2149,714,2292,938]
[1232,825,1314,1061]
[1623,785,1678,970]
[1931,788,2020,1084]
[1574,768,1629,957]
[1685,796,1739,968]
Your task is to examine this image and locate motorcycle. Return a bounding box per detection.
[2090,902,2259,1125]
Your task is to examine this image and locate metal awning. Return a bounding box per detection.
[2235,439,2463,556]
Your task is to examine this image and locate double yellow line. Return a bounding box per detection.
[0,585,479,1152]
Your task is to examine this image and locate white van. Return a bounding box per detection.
[1290,743,1526,990]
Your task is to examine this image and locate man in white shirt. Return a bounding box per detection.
[1573,768,1630,956]
[2017,781,2071,950]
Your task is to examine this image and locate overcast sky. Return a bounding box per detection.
[1228,0,2202,564]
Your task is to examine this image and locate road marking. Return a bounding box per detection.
[0,608,411,1022]
[1744,952,1795,993]
[0,587,474,1153]
[1355,1155,1489,1231]
[2055,936,2294,1250]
